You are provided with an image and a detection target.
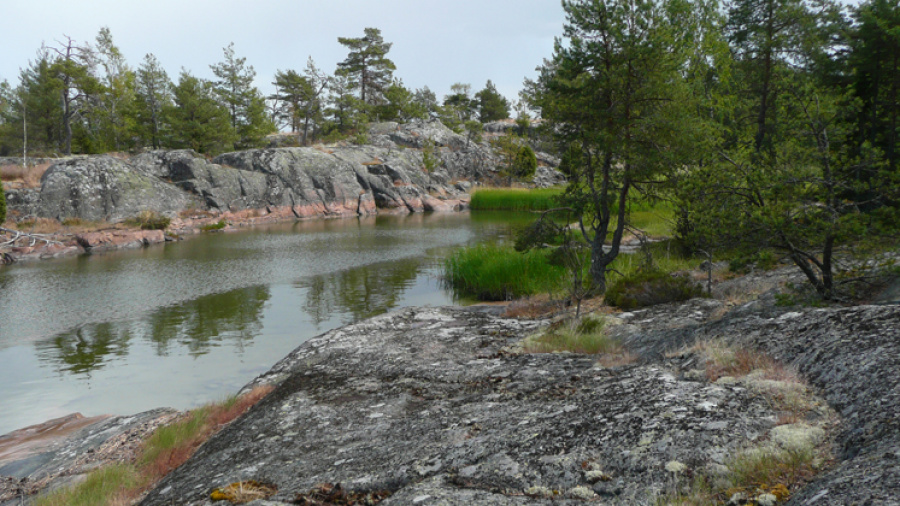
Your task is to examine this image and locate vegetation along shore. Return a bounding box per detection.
[2,0,900,504]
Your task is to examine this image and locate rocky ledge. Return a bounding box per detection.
[3,278,895,504]
[4,120,563,226]
[128,298,893,506]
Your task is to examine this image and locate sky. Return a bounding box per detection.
[1,0,567,105]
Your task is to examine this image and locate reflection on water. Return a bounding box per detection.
[298,257,426,325]
[36,286,272,376]
[40,323,132,375]
[0,211,532,435]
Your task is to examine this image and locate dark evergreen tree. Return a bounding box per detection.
[18,54,64,154]
[135,54,172,149]
[90,27,137,152]
[166,71,235,154]
[475,80,510,122]
[528,0,703,291]
[849,0,900,173]
[271,69,311,133]
[210,43,274,149]
[336,28,396,107]
[46,36,100,154]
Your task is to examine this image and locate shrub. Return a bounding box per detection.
[422,139,439,172]
[199,219,227,231]
[513,145,538,180]
[443,243,567,300]
[605,267,702,309]
[126,211,171,231]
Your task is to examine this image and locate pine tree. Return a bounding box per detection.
[336,28,396,107]
[442,83,475,127]
[166,71,235,154]
[18,54,64,154]
[849,0,900,173]
[475,80,510,123]
[528,0,703,291]
[46,36,100,154]
[135,54,172,149]
[91,27,137,151]
[271,69,311,133]
[210,43,274,149]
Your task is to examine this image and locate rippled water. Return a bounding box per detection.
[0,212,531,435]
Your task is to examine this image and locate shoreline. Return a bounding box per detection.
[0,198,469,264]
[2,293,899,504]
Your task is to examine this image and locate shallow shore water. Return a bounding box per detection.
[0,211,532,436]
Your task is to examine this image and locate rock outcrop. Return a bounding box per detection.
[6,121,566,224]
[36,156,198,222]
[137,306,829,505]
[0,409,178,505]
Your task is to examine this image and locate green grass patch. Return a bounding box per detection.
[199,219,227,231]
[524,316,622,354]
[31,387,273,506]
[607,241,703,282]
[138,407,210,469]
[470,187,564,211]
[33,464,139,506]
[443,243,567,300]
[614,204,675,237]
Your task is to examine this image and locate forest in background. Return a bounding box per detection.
[0,27,515,157]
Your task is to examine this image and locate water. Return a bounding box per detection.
[0,212,533,435]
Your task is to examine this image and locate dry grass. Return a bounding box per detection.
[178,208,218,219]
[10,217,124,235]
[33,386,274,506]
[523,316,635,367]
[140,385,273,482]
[685,339,797,383]
[210,480,278,504]
[502,294,564,319]
[0,163,51,188]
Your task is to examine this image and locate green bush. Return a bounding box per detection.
[728,249,779,273]
[199,219,227,231]
[126,211,170,230]
[513,145,538,179]
[0,179,6,224]
[470,187,563,211]
[605,267,702,309]
[443,243,567,300]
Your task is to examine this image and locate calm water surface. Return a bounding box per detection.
[0,212,531,435]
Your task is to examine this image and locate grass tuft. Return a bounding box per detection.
[33,464,139,506]
[199,219,227,232]
[523,315,635,365]
[443,243,567,300]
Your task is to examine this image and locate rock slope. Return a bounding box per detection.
[139,306,831,506]
[5,121,564,223]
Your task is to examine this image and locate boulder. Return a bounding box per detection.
[36,156,197,222]
[75,229,166,252]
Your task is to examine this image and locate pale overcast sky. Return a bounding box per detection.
[1,0,566,104]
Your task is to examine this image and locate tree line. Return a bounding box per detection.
[0,27,514,157]
[526,0,900,300]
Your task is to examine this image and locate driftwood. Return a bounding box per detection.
[0,226,64,248]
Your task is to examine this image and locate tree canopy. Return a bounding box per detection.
[336,28,396,108]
